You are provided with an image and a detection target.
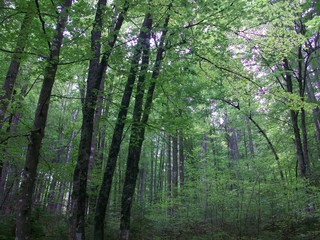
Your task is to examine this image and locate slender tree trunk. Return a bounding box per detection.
[166,134,172,204]
[232,129,239,161]
[172,133,178,198]
[283,58,308,177]
[94,6,156,240]
[70,0,107,237]
[119,11,153,239]
[119,9,171,238]
[153,137,160,201]
[157,144,164,202]
[0,1,33,130]
[71,1,128,239]
[150,145,154,204]
[179,131,184,189]
[247,118,254,158]
[202,134,209,218]
[138,167,146,206]
[298,46,311,175]
[15,1,72,238]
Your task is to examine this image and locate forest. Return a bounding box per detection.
[0,0,320,239]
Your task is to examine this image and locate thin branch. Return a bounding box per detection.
[0,133,30,145]
[194,52,262,87]
[35,0,52,50]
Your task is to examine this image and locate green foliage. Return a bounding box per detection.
[1,0,320,239]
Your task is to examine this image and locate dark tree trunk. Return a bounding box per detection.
[283,58,308,178]
[150,145,154,203]
[231,129,239,161]
[119,10,171,238]
[298,46,311,175]
[15,1,72,239]
[70,1,128,239]
[157,144,164,202]
[166,134,172,203]
[0,1,33,130]
[172,133,178,198]
[119,11,153,239]
[247,118,254,158]
[69,0,107,236]
[179,131,185,189]
[93,6,155,240]
[153,136,160,201]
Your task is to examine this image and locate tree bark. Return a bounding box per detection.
[247,118,254,158]
[179,131,185,189]
[172,133,178,198]
[283,58,309,177]
[0,1,33,130]
[118,11,153,239]
[93,6,155,240]
[166,134,172,203]
[298,46,311,175]
[119,9,171,238]
[150,145,154,203]
[70,1,128,239]
[15,1,72,238]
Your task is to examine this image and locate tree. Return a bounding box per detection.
[120,6,171,238]
[15,0,73,238]
[69,0,129,238]
[0,1,33,131]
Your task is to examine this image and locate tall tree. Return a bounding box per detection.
[69,0,129,238]
[15,0,73,238]
[283,58,310,177]
[94,9,152,239]
[172,133,178,198]
[178,130,184,189]
[120,7,171,238]
[0,1,33,131]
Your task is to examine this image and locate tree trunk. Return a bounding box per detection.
[70,1,128,239]
[150,145,154,204]
[166,134,172,203]
[119,9,171,238]
[119,11,153,239]
[0,1,33,130]
[153,136,160,202]
[93,6,155,240]
[15,1,72,238]
[157,144,164,202]
[172,133,178,198]
[179,131,184,189]
[69,0,107,237]
[283,58,308,177]
[247,118,254,158]
[298,46,311,175]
